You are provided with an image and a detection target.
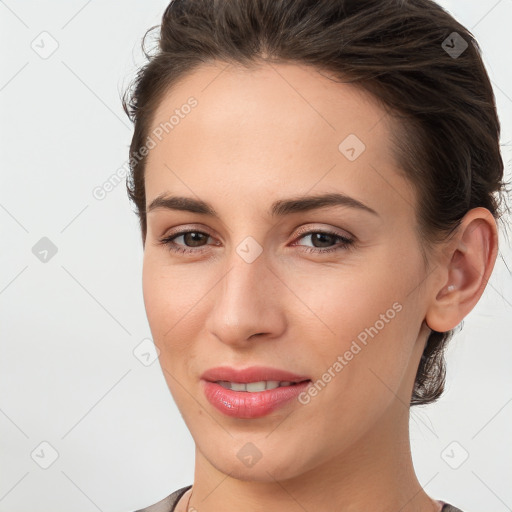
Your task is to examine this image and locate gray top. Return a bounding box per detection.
[134,485,191,512]
[134,485,465,511]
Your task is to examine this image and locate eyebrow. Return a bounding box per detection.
[147,192,379,218]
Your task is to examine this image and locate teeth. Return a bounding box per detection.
[216,380,295,392]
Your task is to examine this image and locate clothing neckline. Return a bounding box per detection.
[169,485,192,512]
[163,485,458,512]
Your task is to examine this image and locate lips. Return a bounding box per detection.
[200,365,311,384]
[201,379,312,419]
[200,365,312,418]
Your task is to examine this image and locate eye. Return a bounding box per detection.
[291,228,354,254]
[158,229,214,255]
[157,227,355,255]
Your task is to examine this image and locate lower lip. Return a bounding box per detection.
[201,380,312,419]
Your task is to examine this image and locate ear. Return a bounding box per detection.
[424,207,499,332]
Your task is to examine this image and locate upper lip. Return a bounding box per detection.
[201,366,311,383]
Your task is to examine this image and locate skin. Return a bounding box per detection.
[141,61,498,512]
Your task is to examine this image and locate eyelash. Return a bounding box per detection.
[157,228,354,255]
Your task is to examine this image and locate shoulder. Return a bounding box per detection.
[133,485,193,512]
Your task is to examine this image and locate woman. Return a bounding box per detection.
[122,0,507,510]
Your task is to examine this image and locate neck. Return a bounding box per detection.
[186,400,439,512]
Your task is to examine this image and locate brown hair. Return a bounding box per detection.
[122,0,509,406]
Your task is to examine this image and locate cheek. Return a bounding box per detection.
[141,254,185,350]
[303,257,417,380]
[141,255,165,333]
[141,253,210,353]
[301,265,397,337]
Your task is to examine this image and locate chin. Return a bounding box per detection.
[198,438,315,483]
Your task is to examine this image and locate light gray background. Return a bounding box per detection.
[0,1,511,511]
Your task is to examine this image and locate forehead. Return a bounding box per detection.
[145,61,416,221]
[149,61,388,147]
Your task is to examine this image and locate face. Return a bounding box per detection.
[142,61,433,482]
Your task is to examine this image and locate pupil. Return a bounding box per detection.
[313,233,333,248]
[185,232,206,247]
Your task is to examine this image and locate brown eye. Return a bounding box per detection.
[293,230,354,254]
[159,230,213,254]
[179,231,209,247]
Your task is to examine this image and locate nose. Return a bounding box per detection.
[204,249,287,348]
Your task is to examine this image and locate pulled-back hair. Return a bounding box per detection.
[122,0,508,406]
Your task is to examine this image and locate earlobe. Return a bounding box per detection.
[424,207,499,333]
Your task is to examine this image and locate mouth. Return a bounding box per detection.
[214,380,311,392]
[200,366,313,418]
[201,378,313,419]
